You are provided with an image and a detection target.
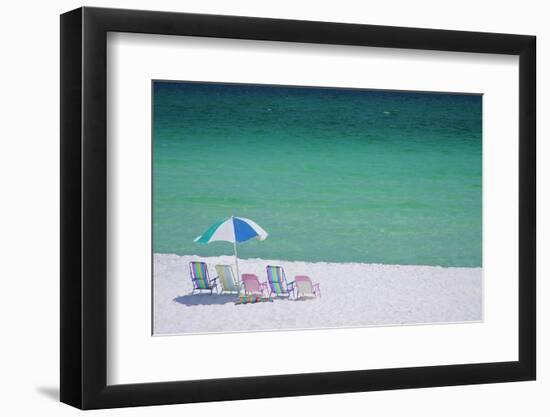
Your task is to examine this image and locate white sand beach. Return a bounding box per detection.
[153,254,482,335]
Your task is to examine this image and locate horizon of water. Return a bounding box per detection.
[153,81,482,267]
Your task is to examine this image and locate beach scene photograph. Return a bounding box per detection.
[152,80,482,336]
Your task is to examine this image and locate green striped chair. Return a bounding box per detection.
[215,264,242,295]
[189,261,218,295]
[266,265,295,298]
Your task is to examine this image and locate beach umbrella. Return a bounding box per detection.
[194,216,268,283]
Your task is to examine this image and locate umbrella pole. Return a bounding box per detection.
[233,240,241,285]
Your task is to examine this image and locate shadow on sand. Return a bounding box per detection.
[174,293,316,306]
[174,294,238,306]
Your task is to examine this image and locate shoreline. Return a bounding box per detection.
[154,252,482,270]
[153,254,483,335]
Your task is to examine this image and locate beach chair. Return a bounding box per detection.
[241,274,268,297]
[215,264,242,295]
[188,261,218,295]
[294,275,321,299]
[266,265,295,298]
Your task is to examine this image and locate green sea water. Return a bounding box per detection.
[153,81,482,267]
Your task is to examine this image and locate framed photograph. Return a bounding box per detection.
[60,7,536,409]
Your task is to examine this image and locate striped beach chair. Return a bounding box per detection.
[266,265,295,298]
[215,264,242,295]
[294,275,321,299]
[189,261,218,295]
[241,274,268,297]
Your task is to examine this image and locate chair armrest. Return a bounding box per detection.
[313,283,321,297]
[259,282,269,296]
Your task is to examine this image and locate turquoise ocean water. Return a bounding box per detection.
[153,82,482,267]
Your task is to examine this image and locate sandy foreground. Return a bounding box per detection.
[153,254,482,335]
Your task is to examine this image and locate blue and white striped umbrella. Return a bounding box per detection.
[194,216,268,282]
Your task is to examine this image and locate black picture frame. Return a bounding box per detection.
[60,6,536,410]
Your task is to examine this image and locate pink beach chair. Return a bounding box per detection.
[241,274,269,297]
[294,275,321,299]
